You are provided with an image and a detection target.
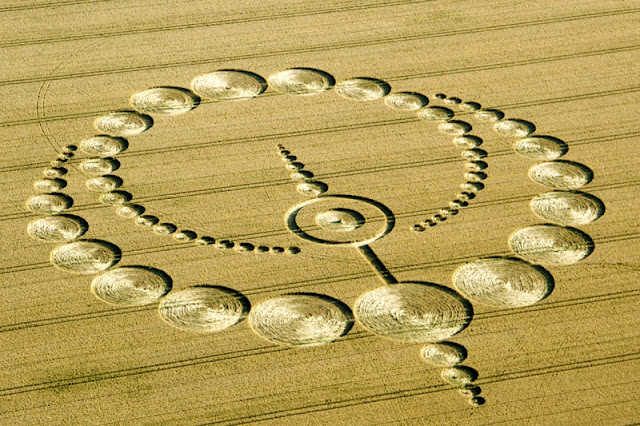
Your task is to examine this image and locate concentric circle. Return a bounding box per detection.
[354,283,472,343]
[285,195,394,246]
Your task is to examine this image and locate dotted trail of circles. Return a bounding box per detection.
[25,67,603,407]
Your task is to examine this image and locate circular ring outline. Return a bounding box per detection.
[285,194,395,247]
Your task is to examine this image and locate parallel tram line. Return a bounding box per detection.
[2,254,639,332]
[0,310,637,401]
[5,228,639,278]
[0,0,435,47]
[202,351,640,425]
[2,3,637,421]
[1,20,639,88]
[0,0,117,13]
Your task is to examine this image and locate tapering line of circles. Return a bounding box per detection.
[24,67,603,408]
[276,144,330,198]
[73,127,302,256]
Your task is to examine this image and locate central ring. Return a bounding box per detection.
[285,195,395,247]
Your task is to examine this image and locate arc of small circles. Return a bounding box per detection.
[24,67,603,409]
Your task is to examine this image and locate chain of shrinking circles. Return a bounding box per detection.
[77,140,302,255]
[411,94,488,231]
[25,68,601,409]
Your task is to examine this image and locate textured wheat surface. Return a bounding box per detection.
[1,1,639,424]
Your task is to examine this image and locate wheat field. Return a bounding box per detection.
[1,0,639,424]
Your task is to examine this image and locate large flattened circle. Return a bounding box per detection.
[508,224,594,265]
[453,257,554,308]
[354,282,472,343]
[285,195,395,247]
[159,286,249,332]
[50,240,121,274]
[91,266,172,306]
[248,294,353,347]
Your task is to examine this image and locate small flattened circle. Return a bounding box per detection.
[136,215,159,226]
[354,283,472,343]
[508,224,594,265]
[248,294,353,347]
[290,170,314,181]
[528,161,593,190]
[421,342,467,366]
[153,222,177,235]
[99,191,132,205]
[130,86,199,116]
[384,92,428,111]
[453,258,553,308]
[85,175,123,192]
[80,136,128,157]
[191,70,267,100]
[94,111,153,137]
[530,191,604,226]
[159,286,249,332]
[174,230,197,242]
[459,102,481,112]
[43,167,67,178]
[493,119,535,137]
[297,181,328,197]
[117,204,145,218]
[267,68,335,95]
[452,136,483,149]
[438,120,472,135]
[441,366,478,387]
[27,215,88,242]
[33,178,66,193]
[335,77,391,101]
[80,157,120,175]
[514,136,568,160]
[50,240,121,274]
[315,208,365,232]
[91,266,172,306]
[474,109,504,122]
[417,106,454,121]
[26,193,73,214]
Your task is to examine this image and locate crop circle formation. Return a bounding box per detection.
[25,65,603,406]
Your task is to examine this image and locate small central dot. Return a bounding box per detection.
[315,208,365,232]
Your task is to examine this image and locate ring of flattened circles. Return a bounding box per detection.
[26,68,602,353]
